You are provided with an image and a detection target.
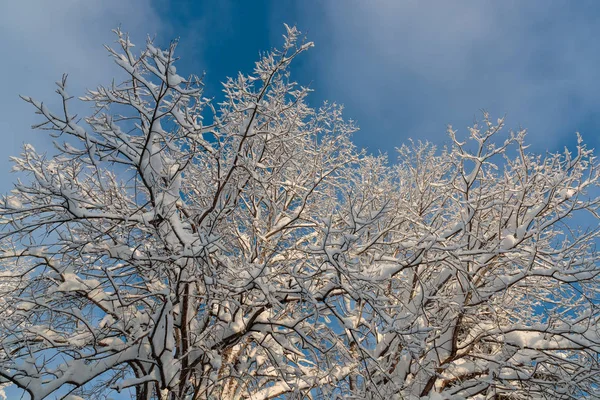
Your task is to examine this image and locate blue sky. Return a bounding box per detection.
[1,0,600,398]
[2,1,600,196]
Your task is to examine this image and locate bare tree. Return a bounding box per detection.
[1,26,599,400]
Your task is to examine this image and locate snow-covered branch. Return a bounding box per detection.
[1,26,600,399]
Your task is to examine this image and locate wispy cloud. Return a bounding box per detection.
[296,1,600,154]
[0,0,163,193]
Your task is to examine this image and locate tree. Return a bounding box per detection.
[1,26,600,400]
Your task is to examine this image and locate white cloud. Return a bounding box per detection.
[297,1,600,154]
[0,0,164,193]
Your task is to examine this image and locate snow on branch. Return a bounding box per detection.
[1,26,600,399]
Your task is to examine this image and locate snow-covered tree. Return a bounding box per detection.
[1,26,600,400]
